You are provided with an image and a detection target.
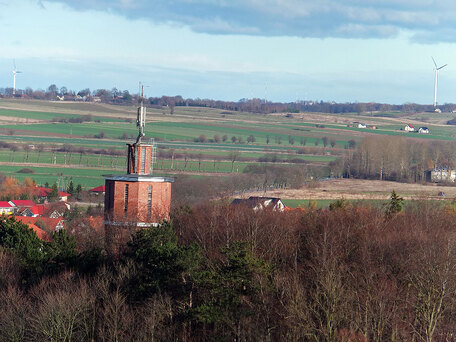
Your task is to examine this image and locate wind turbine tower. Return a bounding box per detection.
[432,57,447,107]
[12,60,22,96]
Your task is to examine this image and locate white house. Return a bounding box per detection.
[232,197,286,212]
[418,127,430,134]
[0,202,13,215]
[404,124,415,132]
[429,168,456,182]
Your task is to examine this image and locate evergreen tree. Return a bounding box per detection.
[44,229,77,273]
[192,241,273,338]
[49,183,59,202]
[0,216,44,266]
[125,221,200,300]
[386,190,404,218]
[66,180,74,195]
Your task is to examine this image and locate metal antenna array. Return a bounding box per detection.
[136,83,146,143]
[149,138,157,175]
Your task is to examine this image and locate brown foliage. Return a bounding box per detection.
[4,201,456,340]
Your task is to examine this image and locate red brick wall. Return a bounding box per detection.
[104,180,171,224]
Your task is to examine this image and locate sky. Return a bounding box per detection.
[1,0,456,104]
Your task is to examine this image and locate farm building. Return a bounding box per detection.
[427,168,456,183]
[232,197,286,212]
[404,124,415,132]
[418,127,430,134]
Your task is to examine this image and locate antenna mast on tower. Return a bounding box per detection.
[136,83,146,143]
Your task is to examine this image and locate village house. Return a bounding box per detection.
[19,202,70,218]
[353,122,366,128]
[231,197,286,212]
[0,202,14,215]
[15,216,65,232]
[427,168,456,183]
[8,200,35,214]
[404,124,415,132]
[36,186,71,202]
[418,127,430,134]
[89,185,105,195]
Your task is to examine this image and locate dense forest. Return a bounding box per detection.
[3,84,456,114]
[1,197,456,341]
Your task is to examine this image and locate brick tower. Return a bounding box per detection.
[104,86,173,254]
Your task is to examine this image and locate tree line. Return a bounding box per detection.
[4,85,456,114]
[2,197,456,340]
[328,135,456,182]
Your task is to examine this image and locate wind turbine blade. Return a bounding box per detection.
[432,56,437,68]
[438,64,448,70]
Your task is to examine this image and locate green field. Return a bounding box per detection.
[2,98,456,189]
[0,165,122,189]
[0,108,125,123]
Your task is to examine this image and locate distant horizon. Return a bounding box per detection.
[1,1,456,105]
[3,87,456,107]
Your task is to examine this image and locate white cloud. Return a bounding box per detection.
[43,0,456,42]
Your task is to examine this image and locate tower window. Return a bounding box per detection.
[147,185,152,219]
[124,184,129,218]
[141,148,146,174]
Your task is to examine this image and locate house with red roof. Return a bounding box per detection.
[9,200,35,208]
[19,205,44,217]
[26,223,51,242]
[404,124,415,132]
[0,201,14,215]
[15,216,64,232]
[8,200,35,214]
[89,185,105,195]
[36,187,71,202]
[19,202,70,218]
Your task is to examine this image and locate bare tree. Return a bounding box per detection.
[229,151,240,172]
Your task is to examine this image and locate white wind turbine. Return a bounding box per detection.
[432,57,447,108]
[12,60,22,96]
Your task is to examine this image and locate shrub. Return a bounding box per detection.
[17,168,34,174]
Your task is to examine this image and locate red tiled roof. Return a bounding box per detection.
[407,124,414,128]
[15,216,63,232]
[10,200,35,207]
[28,224,51,242]
[89,185,105,192]
[36,187,71,198]
[20,203,68,217]
[8,217,52,241]
[29,205,45,216]
[0,201,13,208]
